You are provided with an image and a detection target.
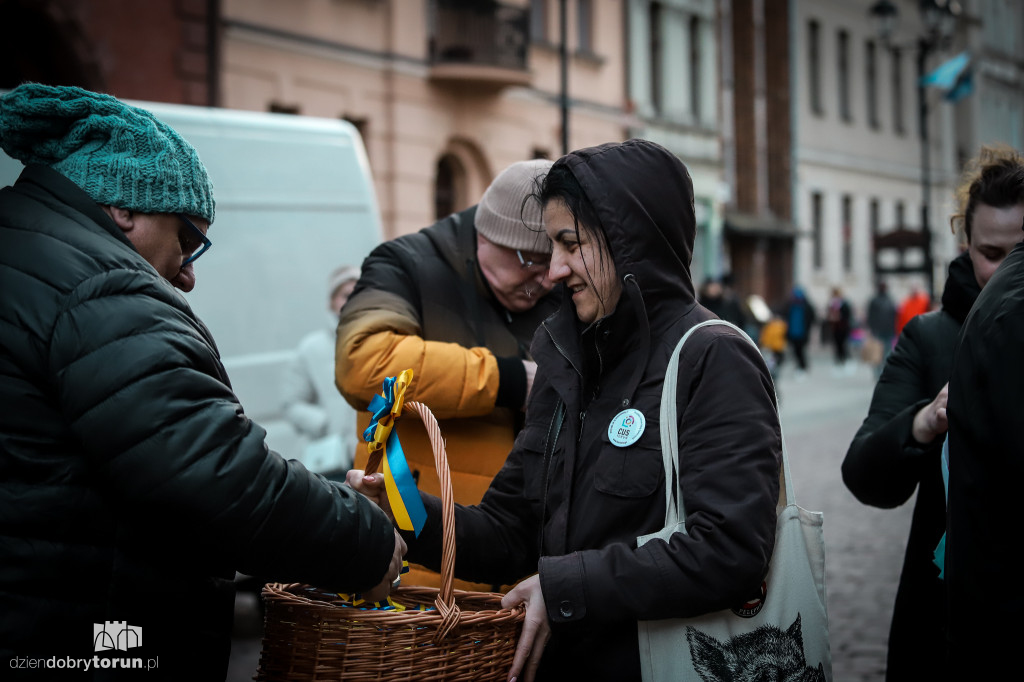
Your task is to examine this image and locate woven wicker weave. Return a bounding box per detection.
[256,401,525,681]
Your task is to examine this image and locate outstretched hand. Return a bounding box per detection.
[501,574,551,682]
[362,528,407,603]
[912,382,949,445]
[345,469,394,522]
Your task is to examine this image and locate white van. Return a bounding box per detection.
[0,100,383,456]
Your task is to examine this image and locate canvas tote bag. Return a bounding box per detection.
[637,320,832,682]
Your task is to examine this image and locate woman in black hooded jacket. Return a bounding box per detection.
[841,144,1024,680]
[354,140,783,680]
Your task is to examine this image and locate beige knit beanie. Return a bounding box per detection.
[328,265,360,298]
[475,158,554,253]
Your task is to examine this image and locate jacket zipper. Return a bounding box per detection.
[542,321,584,377]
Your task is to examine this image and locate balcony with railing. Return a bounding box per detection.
[428,0,531,89]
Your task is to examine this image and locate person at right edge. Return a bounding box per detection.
[945,200,1024,680]
[336,159,560,590]
[841,144,1024,680]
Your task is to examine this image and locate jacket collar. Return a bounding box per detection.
[941,251,981,325]
[14,164,135,251]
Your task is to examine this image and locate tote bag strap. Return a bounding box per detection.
[659,319,794,529]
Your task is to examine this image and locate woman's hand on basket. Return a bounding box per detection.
[345,469,395,522]
[501,574,551,682]
[363,528,408,603]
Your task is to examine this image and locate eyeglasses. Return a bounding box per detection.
[177,214,212,266]
[516,249,550,271]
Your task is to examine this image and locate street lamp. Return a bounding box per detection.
[869,0,962,298]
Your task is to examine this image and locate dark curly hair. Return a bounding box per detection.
[950,144,1024,243]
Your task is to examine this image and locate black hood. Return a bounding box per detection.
[544,139,699,407]
[941,251,981,325]
[562,139,697,311]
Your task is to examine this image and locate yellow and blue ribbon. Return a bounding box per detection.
[363,370,427,537]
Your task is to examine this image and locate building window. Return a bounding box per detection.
[842,194,853,272]
[342,115,370,162]
[577,0,592,53]
[812,192,823,270]
[690,15,702,121]
[866,40,879,129]
[342,115,368,140]
[896,200,905,228]
[870,198,880,235]
[808,20,823,115]
[650,2,663,116]
[891,48,905,135]
[838,30,851,122]
[530,0,547,43]
[268,102,300,115]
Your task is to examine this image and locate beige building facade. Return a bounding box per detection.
[220,0,631,239]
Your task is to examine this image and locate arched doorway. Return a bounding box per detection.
[432,138,491,221]
[434,153,465,220]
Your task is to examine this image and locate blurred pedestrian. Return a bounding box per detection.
[699,275,748,329]
[0,84,403,679]
[759,314,787,384]
[351,139,783,681]
[825,287,853,373]
[784,286,816,380]
[895,284,930,336]
[865,280,897,376]
[336,159,560,590]
[281,265,362,479]
[842,143,1024,681]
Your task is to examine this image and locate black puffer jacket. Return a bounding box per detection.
[408,140,782,679]
[0,166,395,679]
[842,252,980,681]
[947,242,1024,676]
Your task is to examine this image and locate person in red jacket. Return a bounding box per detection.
[895,285,931,336]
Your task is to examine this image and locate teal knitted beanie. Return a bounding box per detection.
[0,83,215,223]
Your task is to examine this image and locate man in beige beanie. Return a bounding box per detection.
[336,158,559,590]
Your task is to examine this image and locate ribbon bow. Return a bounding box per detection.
[363,370,427,537]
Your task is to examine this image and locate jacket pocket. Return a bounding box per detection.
[593,426,664,498]
[514,418,555,502]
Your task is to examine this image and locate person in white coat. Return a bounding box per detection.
[281,265,362,479]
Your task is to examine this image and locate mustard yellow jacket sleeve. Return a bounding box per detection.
[336,288,501,420]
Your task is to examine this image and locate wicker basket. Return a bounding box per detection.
[256,401,525,681]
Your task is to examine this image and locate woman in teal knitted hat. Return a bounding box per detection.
[0,83,405,679]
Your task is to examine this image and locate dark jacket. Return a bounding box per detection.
[947,242,1024,676]
[841,252,980,681]
[0,165,395,679]
[408,140,782,680]
[867,292,897,339]
[785,293,816,343]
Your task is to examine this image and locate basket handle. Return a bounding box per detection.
[363,400,460,639]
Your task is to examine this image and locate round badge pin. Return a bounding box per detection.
[607,408,646,447]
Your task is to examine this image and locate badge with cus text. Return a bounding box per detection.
[608,408,646,447]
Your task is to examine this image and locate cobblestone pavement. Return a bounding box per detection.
[227,350,912,682]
